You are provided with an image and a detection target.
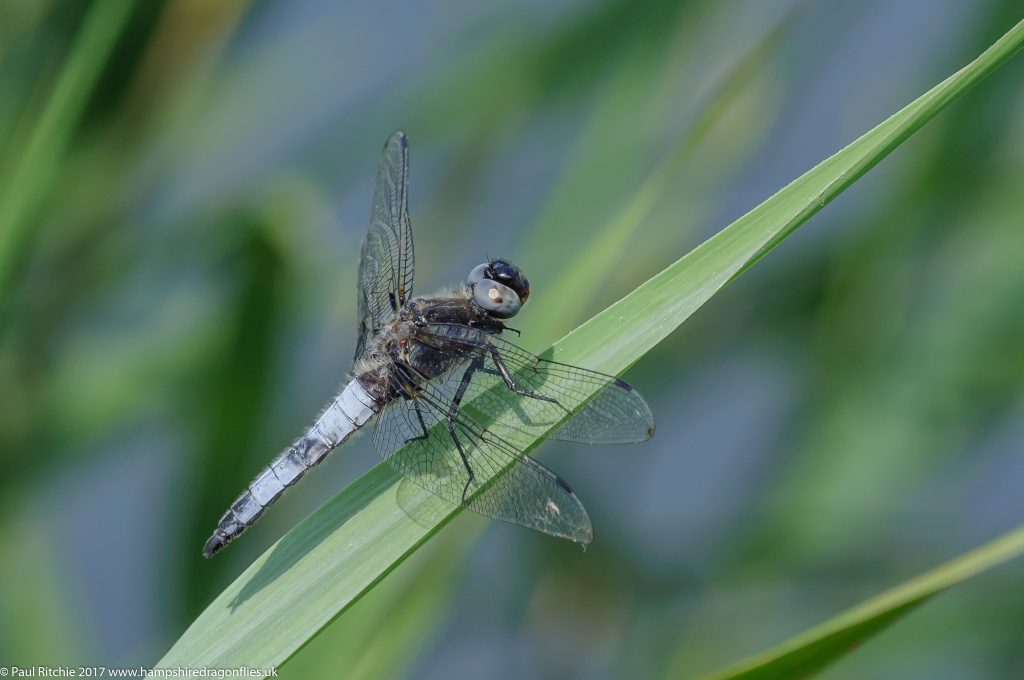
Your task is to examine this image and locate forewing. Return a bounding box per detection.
[355,131,415,360]
[414,324,655,447]
[372,367,593,543]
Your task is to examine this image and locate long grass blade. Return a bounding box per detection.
[0,0,134,293]
[157,17,1024,672]
[699,525,1024,680]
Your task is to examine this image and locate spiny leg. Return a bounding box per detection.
[404,399,431,443]
[394,368,432,445]
[447,421,474,503]
[449,356,484,502]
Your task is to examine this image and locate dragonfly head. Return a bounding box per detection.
[467,258,530,319]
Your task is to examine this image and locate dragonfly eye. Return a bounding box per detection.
[467,263,490,285]
[480,258,531,303]
[472,279,522,318]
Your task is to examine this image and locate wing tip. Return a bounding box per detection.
[574,522,594,546]
[616,377,655,441]
[388,130,409,149]
[562,479,594,545]
[558,519,593,546]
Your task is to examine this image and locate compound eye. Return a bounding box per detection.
[472,279,522,318]
[467,263,490,285]
[516,274,530,303]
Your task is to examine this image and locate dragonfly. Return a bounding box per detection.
[203,131,654,557]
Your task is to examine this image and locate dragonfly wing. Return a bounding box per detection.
[372,364,593,543]
[413,324,655,447]
[355,131,415,360]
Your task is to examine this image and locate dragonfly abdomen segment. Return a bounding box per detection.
[202,380,378,558]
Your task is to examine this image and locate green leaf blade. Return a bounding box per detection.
[0,0,134,292]
[700,525,1024,680]
[157,17,1024,673]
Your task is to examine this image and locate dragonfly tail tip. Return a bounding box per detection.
[202,532,229,559]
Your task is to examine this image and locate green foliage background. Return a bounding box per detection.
[1,1,1023,678]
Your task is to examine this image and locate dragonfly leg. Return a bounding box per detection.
[486,347,570,414]
[447,420,474,503]
[404,399,431,443]
[448,356,484,502]
[395,370,432,444]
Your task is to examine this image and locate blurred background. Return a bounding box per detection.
[1,0,1023,677]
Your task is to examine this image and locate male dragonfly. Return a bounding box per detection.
[203,131,654,557]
